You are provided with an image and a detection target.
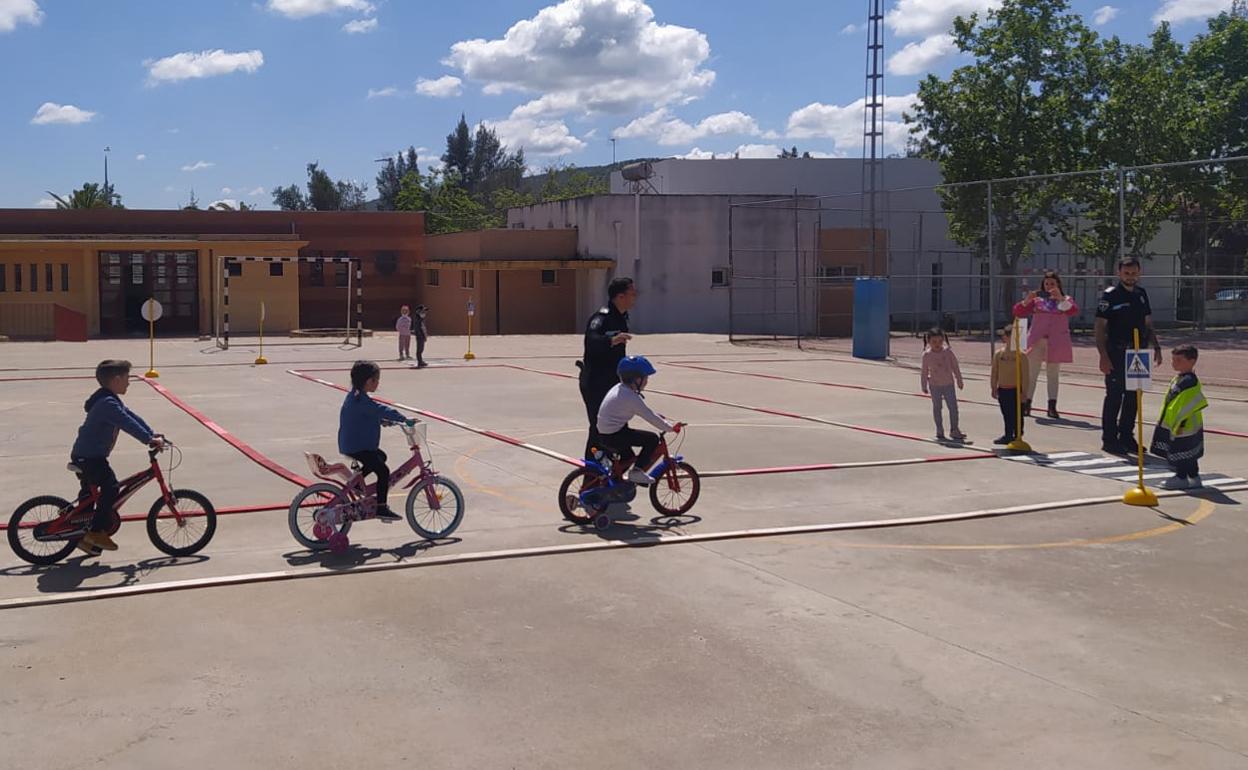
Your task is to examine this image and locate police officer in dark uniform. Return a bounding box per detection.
[1095,256,1162,454]
[577,277,637,459]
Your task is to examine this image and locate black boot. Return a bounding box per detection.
[1047,399,1059,419]
[1022,400,1032,418]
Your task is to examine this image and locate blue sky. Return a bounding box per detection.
[0,0,1234,209]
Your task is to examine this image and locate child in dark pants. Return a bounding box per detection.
[71,360,165,553]
[338,360,413,520]
[990,326,1030,445]
[1151,345,1207,490]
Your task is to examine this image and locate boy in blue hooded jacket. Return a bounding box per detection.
[71,360,164,552]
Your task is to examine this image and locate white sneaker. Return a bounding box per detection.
[625,468,653,485]
[1159,475,1190,490]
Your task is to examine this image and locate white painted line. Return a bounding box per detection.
[1041,451,1093,460]
[4,483,1244,611]
[1204,477,1246,487]
[1051,458,1125,468]
[1077,465,1139,475]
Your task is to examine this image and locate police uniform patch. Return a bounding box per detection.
[589,316,604,332]
[1097,298,1109,313]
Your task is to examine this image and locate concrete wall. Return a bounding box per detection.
[223,260,300,333]
[0,246,92,337]
[610,158,944,197]
[508,195,821,335]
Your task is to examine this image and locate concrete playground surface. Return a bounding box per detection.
[1,333,1246,769]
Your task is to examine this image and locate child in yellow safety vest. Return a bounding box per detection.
[1150,345,1207,490]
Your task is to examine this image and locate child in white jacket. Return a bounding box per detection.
[596,355,683,485]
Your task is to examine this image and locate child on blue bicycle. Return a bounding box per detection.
[340,360,413,521]
[596,356,682,486]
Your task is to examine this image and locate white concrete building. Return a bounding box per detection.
[508,158,1180,335]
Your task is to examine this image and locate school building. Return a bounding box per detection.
[0,210,612,341]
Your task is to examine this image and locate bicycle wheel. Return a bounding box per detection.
[7,495,77,566]
[558,466,607,525]
[147,489,217,557]
[288,483,352,550]
[649,462,700,516]
[406,477,465,540]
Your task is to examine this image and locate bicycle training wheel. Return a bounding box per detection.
[558,467,607,525]
[288,483,352,551]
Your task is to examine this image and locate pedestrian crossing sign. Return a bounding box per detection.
[1125,350,1151,390]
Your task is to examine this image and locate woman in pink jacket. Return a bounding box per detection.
[1013,270,1078,419]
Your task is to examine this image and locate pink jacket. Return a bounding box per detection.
[1012,294,1078,363]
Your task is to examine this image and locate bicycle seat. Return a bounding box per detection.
[304,453,355,484]
[66,462,83,477]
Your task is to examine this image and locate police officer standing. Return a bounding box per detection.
[577,277,637,459]
[1095,256,1162,454]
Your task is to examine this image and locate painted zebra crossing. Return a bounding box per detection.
[1004,450,1246,488]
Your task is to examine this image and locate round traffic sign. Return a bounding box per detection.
[141,298,164,322]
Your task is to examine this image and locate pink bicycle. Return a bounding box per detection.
[287,422,464,553]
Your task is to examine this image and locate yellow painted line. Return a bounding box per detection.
[814,499,1216,552]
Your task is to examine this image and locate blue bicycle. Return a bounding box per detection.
[558,425,700,530]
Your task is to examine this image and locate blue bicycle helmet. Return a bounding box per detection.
[617,355,656,383]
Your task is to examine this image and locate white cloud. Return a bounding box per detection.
[1092,5,1120,25]
[840,23,859,35]
[248,186,267,196]
[888,33,956,75]
[35,197,57,208]
[221,186,233,195]
[145,49,264,85]
[181,160,214,172]
[487,115,586,156]
[30,102,96,125]
[415,75,462,98]
[367,86,399,98]
[208,198,240,209]
[614,107,763,146]
[885,0,1000,37]
[786,93,918,154]
[0,0,42,33]
[135,153,146,161]
[444,0,714,117]
[342,17,377,34]
[677,144,796,160]
[267,0,374,19]
[1153,0,1232,24]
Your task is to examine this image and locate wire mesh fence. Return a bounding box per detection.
[727,157,1248,346]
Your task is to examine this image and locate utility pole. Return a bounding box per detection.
[610,137,618,165]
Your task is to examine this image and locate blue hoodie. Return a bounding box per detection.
[71,387,155,459]
[338,390,406,455]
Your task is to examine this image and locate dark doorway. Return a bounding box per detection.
[99,251,199,336]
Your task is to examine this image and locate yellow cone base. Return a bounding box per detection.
[463,352,476,360]
[144,370,159,378]
[1005,438,1032,453]
[1123,486,1159,507]
[254,357,268,365]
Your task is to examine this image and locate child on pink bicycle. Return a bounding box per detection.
[339,360,414,521]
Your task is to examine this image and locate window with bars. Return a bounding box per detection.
[427,269,440,287]
[30,264,38,292]
[460,270,475,289]
[269,262,284,277]
[61,264,69,292]
[309,261,324,286]
[541,269,557,286]
[0,264,6,292]
[334,262,349,287]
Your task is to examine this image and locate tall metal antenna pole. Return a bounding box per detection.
[861,0,884,276]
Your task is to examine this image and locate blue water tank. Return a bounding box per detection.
[852,277,890,359]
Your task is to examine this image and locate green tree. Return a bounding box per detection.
[271,183,308,211]
[442,115,473,184]
[48,182,121,209]
[538,164,608,202]
[1187,9,1248,219]
[393,171,429,213]
[375,147,421,210]
[306,162,341,211]
[1074,25,1202,266]
[778,146,811,159]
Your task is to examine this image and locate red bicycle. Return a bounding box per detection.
[7,441,217,565]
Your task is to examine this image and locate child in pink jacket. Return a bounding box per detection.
[1013,270,1078,419]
